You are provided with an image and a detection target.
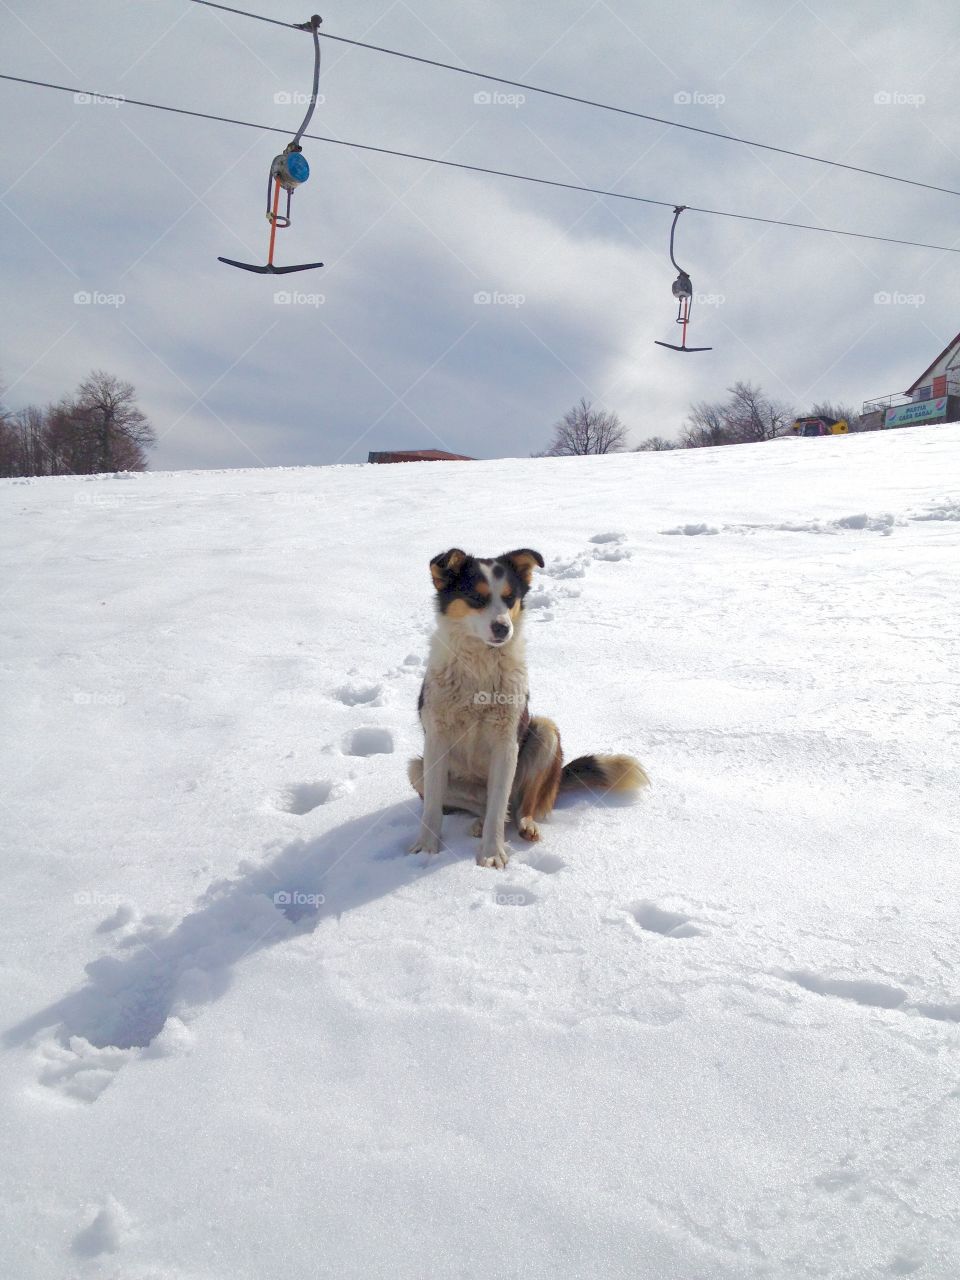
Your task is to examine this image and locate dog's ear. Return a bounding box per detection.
[501,548,544,585]
[429,547,468,591]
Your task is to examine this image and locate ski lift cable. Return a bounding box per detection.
[2,72,959,255]
[190,0,960,203]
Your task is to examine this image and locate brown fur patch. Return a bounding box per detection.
[559,753,649,793]
[501,548,544,585]
[430,547,467,590]
[444,598,471,619]
[476,581,491,597]
[515,717,563,822]
[508,599,522,620]
[531,737,563,819]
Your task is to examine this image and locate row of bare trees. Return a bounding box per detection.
[538,385,862,455]
[0,371,156,477]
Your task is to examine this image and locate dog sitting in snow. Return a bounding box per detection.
[409,547,648,869]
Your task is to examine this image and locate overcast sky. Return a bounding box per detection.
[1,0,958,469]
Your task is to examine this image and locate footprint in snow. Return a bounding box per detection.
[630,901,704,939]
[780,970,960,1022]
[542,555,589,580]
[343,726,394,757]
[883,1250,926,1275]
[590,531,632,561]
[72,1195,131,1257]
[333,681,384,706]
[282,780,335,815]
[523,587,555,622]
[525,852,566,874]
[660,522,720,537]
[784,970,908,1010]
[38,1037,130,1103]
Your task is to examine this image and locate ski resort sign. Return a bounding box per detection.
[884,397,948,428]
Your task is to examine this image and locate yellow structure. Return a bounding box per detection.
[790,416,849,437]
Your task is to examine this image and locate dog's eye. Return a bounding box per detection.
[502,593,516,609]
[465,593,486,608]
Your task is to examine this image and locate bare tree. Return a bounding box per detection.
[680,399,732,448]
[542,398,628,456]
[634,436,677,451]
[75,371,155,472]
[0,372,156,477]
[42,397,96,474]
[0,378,13,475]
[725,380,793,443]
[0,417,17,477]
[13,406,49,476]
[680,382,794,448]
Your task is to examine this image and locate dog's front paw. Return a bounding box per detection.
[517,816,540,842]
[408,831,441,856]
[476,841,509,870]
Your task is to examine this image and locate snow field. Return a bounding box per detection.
[1,424,959,1277]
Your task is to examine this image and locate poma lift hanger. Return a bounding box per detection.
[654,205,712,352]
[219,14,325,274]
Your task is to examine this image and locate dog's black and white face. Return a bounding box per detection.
[429,548,544,647]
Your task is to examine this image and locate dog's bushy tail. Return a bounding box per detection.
[559,753,649,794]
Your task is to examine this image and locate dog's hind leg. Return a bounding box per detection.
[512,716,563,843]
[408,756,425,797]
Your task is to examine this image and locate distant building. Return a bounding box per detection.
[862,331,960,430]
[367,449,475,463]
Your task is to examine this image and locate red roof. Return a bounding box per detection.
[906,330,960,394]
[367,449,475,463]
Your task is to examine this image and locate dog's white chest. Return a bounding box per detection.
[421,629,528,778]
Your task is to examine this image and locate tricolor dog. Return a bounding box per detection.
[409,547,648,869]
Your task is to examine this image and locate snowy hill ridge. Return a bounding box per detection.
[2,426,959,1279]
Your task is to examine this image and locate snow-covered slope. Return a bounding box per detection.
[2,426,959,1279]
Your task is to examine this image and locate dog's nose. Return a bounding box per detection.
[491,620,510,641]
